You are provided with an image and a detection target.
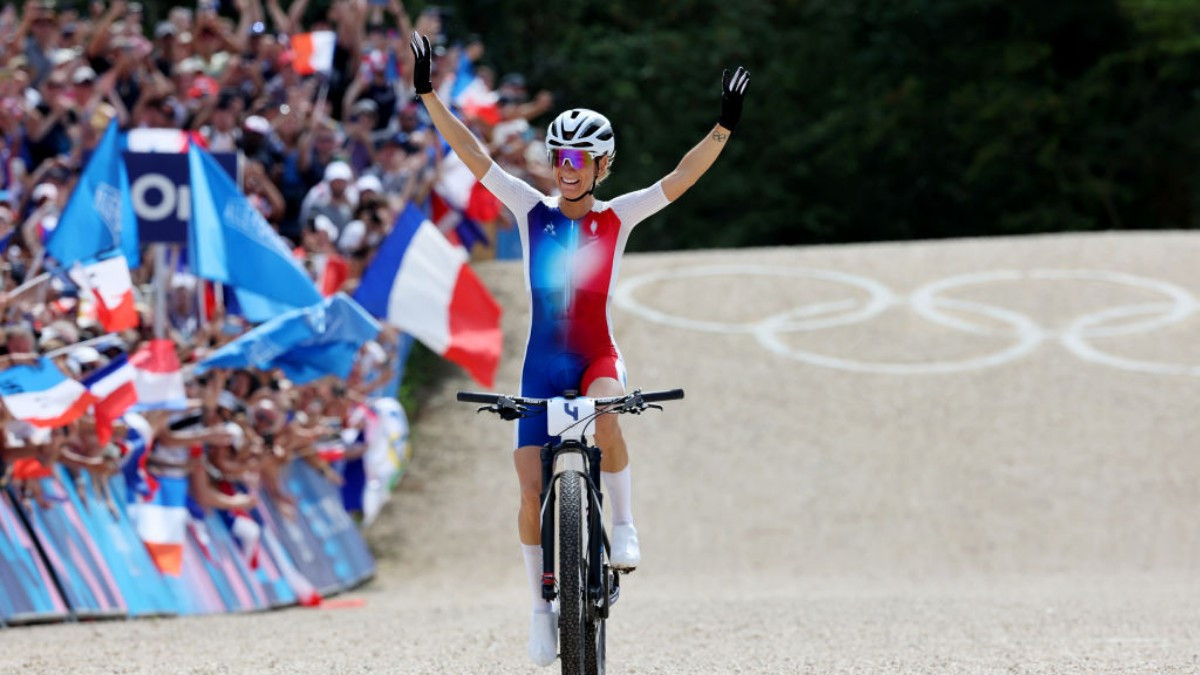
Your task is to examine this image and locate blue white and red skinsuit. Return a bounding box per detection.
[480,164,671,448]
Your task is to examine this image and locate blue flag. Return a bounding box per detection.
[187,144,321,319]
[46,119,139,267]
[196,293,380,384]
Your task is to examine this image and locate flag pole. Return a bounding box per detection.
[153,244,167,339]
[44,333,123,359]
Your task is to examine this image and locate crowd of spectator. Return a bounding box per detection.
[0,0,554,518]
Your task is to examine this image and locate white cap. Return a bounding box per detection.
[223,421,244,449]
[243,115,270,134]
[324,161,353,183]
[66,346,103,375]
[51,48,78,67]
[177,57,204,75]
[355,174,382,194]
[32,183,57,203]
[170,272,197,290]
[362,340,386,367]
[72,65,96,84]
[69,345,102,365]
[338,219,366,253]
[313,214,337,240]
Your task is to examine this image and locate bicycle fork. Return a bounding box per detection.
[539,442,608,607]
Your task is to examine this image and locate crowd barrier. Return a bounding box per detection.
[0,398,412,627]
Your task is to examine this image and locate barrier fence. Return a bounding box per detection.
[0,398,410,627]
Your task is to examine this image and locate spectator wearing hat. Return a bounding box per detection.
[299,160,359,236]
[27,69,74,168]
[343,49,398,132]
[197,89,243,152]
[65,345,103,378]
[19,179,60,249]
[368,130,433,212]
[298,214,349,297]
[151,21,180,78]
[240,115,282,170]
[343,98,380,175]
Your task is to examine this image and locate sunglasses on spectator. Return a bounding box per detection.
[551,149,594,170]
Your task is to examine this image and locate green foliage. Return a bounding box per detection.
[397,340,452,420]
[438,0,1200,246]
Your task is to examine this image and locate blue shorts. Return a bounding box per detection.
[516,350,626,449]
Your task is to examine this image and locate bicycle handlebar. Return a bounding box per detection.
[638,389,685,403]
[456,388,685,408]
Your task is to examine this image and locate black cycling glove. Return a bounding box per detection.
[410,32,433,95]
[718,66,750,131]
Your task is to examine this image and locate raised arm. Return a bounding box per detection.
[661,67,750,203]
[410,32,495,181]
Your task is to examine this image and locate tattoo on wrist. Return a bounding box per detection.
[711,131,729,143]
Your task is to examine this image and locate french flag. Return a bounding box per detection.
[431,149,500,251]
[354,205,502,387]
[130,339,187,411]
[0,357,95,427]
[83,353,138,445]
[70,253,139,333]
[129,474,188,576]
[434,149,503,227]
[291,31,336,75]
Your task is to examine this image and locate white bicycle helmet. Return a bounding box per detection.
[546,108,615,160]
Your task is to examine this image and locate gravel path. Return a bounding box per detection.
[5,232,1200,673]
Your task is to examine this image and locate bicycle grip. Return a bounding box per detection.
[640,389,685,402]
[457,391,500,404]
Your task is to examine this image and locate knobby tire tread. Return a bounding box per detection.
[558,474,584,674]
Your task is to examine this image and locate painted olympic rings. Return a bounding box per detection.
[613,265,1200,375]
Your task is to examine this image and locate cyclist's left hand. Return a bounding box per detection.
[718,66,750,132]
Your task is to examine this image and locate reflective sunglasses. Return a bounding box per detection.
[551,148,594,170]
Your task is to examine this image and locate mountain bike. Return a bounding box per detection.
[457,387,684,675]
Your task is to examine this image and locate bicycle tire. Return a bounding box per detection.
[558,473,586,674]
[585,595,605,674]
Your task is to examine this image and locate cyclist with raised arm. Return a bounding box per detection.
[410,32,749,667]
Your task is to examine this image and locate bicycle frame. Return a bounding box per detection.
[538,394,610,615]
[539,437,609,617]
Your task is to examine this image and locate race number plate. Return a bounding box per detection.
[547,397,596,441]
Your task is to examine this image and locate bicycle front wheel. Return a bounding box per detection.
[557,472,585,674]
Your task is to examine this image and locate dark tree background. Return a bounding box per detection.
[148,0,1200,250]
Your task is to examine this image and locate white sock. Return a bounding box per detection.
[522,544,551,613]
[602,465,634,526]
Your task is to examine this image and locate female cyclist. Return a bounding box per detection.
[410,32,749,667]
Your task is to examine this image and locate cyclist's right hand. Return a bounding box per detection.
[410,31,433,95]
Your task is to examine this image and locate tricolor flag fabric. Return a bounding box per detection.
[83,353,138,445]
[291,31,336,75]
[0,357,95,428]
[70,253,139,333]
[433,149,503,227]
[45,118,139,267]
[119,412,157,503]
[129,339,187,411]
[129,473,189,576]
[354,205,502,387]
